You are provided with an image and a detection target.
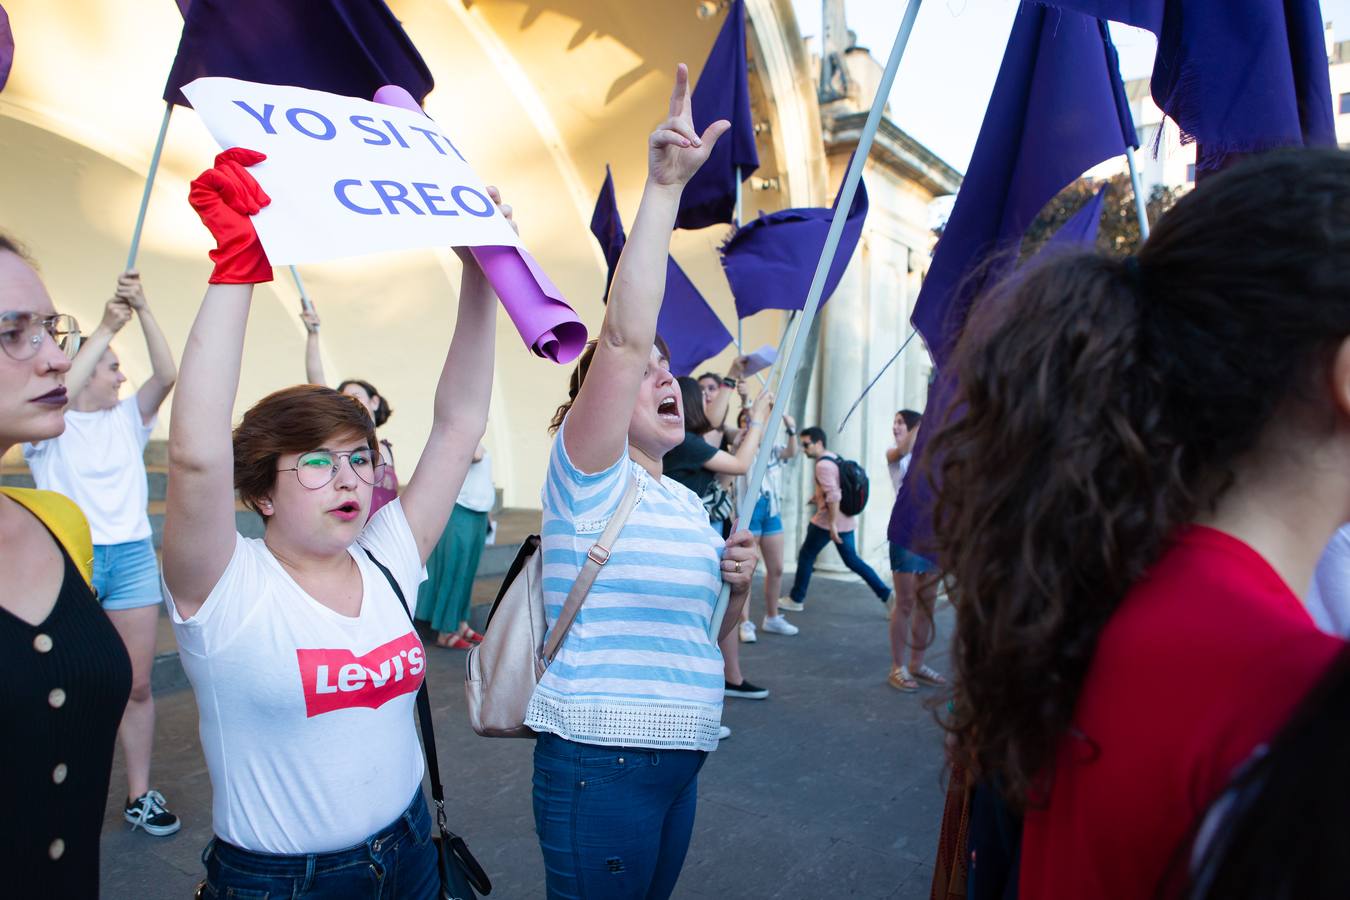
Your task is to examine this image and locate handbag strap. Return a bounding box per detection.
[362,548,449,826]
[540,471,639,664]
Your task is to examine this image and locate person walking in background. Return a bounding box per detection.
[0,233,131,897]
[531,65,760,897]
[929,149,1349,899]
[663,375,774,702]
[415,444,493,649]
[302,308,401,517]
[884,409,945,692]
[24,270,181,835]
[729,407,799,641]
[781,426,892,613]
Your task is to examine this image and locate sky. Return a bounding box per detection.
[790,0,1350,173]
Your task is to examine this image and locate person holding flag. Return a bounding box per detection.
[161,147,505,897]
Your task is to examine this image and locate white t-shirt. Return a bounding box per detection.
[24,396,154,544]
[887,451,911,496]
[1308,524,1350,638]
[166,501,428,854]
[456,452,495,513]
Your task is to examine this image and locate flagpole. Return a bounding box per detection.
[126,102,174,271]
[836,328,918,433]
[1124,144,1150,240]
[734,164,744,355]
[710,0,923,639]
[290,266,316,314]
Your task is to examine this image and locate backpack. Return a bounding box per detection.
[465,473,638,738]
[834,457,870,516]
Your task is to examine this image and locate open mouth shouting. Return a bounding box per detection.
[329,499,363,522]
[657,393,681,425]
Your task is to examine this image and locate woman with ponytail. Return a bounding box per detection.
[928,148,1350,899]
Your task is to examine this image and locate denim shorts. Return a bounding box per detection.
[747,494,783,537]
[92,538,163,610]
[890,542,936,575]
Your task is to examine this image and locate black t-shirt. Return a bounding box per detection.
[663,431,718,498]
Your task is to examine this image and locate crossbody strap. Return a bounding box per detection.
[540,471,639,664]
[362,549,447,820]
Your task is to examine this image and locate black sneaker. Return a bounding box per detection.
[724,679,770,700]
[124,790,182,836]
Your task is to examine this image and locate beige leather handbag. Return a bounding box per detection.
[465,473,639,738]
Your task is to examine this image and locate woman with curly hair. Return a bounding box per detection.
[927,148,1350,899]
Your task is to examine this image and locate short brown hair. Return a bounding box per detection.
[233,384,377,515]
[548,335,672,435]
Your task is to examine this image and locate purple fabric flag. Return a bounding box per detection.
[1048,183,1109,249]
[0,4,13,93]
[890,4,1132,555]
[591,167,733,376]
[719,174,868,319]
[675,0,760,230]
[162,0,433,107]
[1033,0,1335,169]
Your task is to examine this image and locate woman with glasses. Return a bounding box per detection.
[23,270,182,837]
[0,233,132,897]
[161,149,504,898]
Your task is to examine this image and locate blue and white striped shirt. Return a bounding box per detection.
[523,423,726,751]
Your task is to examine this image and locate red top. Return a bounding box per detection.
[1020,526,1346,899]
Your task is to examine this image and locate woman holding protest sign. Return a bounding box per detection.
[534,65,759,898]
[0,233,131,898]
[929,149,1350,899]
[300,308,402,517]
[164,147,504,898]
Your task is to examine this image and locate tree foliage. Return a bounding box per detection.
[1020,173,1185,260]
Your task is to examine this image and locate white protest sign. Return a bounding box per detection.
[181,77,521,265]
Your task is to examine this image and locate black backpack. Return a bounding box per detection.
[833,456,870,516]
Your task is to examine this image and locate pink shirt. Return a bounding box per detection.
[810,454,856,532]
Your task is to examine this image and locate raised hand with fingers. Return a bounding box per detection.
[188,148,274,285]
[648,63,730,189]
[300,309,321,334]
[100,297,134,334]
[116,271,147,310]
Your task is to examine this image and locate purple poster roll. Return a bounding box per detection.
[373,85,588,364]
[471,245,588,364]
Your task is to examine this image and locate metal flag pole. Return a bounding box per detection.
[709,0,924,638]
[125,102,174,271]
[734,164,745,355]
[1124,144,1150,240]
[290,266,316,314]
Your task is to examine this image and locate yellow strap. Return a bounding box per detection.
[0,487,95,587]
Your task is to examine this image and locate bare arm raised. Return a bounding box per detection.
[562,64,729,474]
[117,271,178,424]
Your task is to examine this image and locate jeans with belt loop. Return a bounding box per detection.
[199,789,439,899]
[533,732,708,900]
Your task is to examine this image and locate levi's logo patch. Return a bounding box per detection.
[296,631,425,718]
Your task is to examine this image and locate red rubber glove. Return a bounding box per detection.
[188,148,274,284]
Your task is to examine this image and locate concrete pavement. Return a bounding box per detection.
[100,573,952,899]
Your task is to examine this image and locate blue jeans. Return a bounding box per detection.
[200,790,439,899]
[789,522,891,604]
[533,732,707,900]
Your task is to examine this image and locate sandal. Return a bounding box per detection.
[888,666,919,693]
[461,629,485,644]
[911,664,947,686]
[435,633,474,650]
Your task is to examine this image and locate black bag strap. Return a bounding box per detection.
[363,548,491,894]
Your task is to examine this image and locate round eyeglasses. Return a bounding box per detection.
[277,449,386,490]
[0,312,82,362]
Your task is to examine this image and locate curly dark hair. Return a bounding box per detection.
[927,148,1350,810]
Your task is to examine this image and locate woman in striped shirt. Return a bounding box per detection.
[528,65,759,899]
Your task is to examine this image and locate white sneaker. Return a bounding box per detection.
[761,614,799,636]
[778,596,805,612]
[738,620,758,643]
[717,725,732,740]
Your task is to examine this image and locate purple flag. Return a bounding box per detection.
[591,167,733,377]
[890,4,1132,555]
[1033,0,1335,169]
[163,0,433,107]
[675,0,760,230]
[1047,183,1109,249]
[719,174,868,319]
[0,4,13,93]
